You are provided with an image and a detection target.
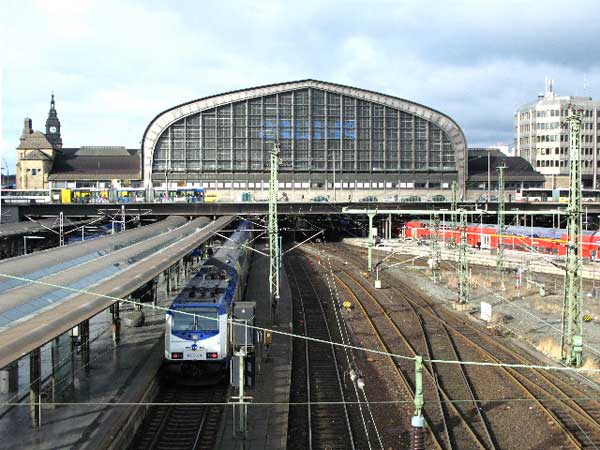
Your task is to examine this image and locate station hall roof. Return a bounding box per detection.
[141,79,468,191]
[49,146,141,181]
[467,153,544,181]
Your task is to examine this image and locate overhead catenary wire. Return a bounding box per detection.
[10,394,600,407]
[3,271,600,375]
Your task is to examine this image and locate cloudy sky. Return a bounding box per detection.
[1,0,599,169]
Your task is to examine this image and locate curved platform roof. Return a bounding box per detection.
[142,79,468,192]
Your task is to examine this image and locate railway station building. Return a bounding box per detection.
[17,80,472,200]
[16,95,142,192]
[142,80,468,200]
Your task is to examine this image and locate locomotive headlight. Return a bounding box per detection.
[191,334,199,341]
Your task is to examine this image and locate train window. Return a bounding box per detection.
[173,309,196,331]
[195,310,219,331]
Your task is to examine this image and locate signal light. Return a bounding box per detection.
[171,352,183,359]
[206,352,218,359]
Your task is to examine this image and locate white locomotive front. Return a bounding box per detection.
[164,221,251,380]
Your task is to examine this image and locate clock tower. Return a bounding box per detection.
[45,93,62,148]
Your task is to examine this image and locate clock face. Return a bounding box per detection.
[49,126,57,133]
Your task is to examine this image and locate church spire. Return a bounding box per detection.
[45,92,62,148]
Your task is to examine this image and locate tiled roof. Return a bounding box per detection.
[468,155,544,180]
[49,147,141,180]
[17,131,54,150]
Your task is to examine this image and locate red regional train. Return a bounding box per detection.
[404,220,600,260]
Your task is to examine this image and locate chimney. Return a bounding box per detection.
[22,117,33,136]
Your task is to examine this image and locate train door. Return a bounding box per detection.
[481,234,491,249]
[411,226,419,239]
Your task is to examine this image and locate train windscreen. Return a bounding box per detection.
[173,307,219,332]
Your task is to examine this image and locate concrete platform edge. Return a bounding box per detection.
[77,340,164,450]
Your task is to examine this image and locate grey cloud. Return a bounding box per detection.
[2,0,600,168]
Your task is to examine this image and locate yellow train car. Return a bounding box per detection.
[60,189,72,204]
[204,192,218,203]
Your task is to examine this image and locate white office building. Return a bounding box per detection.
[514,80,600,188]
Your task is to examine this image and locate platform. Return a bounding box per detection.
[215,242,293,450]
[0,238,292,450]
[0,272,186,450]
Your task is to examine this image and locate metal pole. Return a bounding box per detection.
[333,149,336,202]
[458,210,469,304]
[487,150,491,200]
[497,165,507,275]
[238,346,246,436]
[59,211,64,247]
[268,142,281,317]
[431,213,441,282]
[451,180,457,226]
[30,348,41,427]
[411,356,425,450]
[561,106,584,367]
[367,212,375,272]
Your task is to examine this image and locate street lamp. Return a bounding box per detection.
[23,235,44,255]
[0,166,6,225]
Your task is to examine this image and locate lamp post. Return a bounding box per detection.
[0,166,6,225]
[23,235,44,255]
[487,150,491,201]
[0,156,9,225]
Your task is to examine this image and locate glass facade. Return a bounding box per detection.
[152,88,456,176]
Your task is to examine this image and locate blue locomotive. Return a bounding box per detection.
[164,221,251,379]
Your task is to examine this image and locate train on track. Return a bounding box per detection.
[404,220,600,259]
[164,221,252,381]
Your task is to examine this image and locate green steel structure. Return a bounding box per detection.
[451,180,457,226]
[269,143,281,309]
[430,212,441,282]
[496,164,507,274]
[458,210,469,304]
[561,107,584,367]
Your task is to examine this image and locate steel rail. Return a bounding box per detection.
[331,244,592,449]
[334,268,488,450]
[329,265,446,450]
[388,282,591,450]
[287,258,356,450]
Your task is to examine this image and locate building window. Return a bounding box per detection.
[153,87,457,176]
[31,168,38,176]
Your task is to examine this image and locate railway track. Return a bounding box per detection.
[330,262,491,450]
[286,255,369,450]
[313,243,600,449]
[128,383,226,450]
[375,246,600,449]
